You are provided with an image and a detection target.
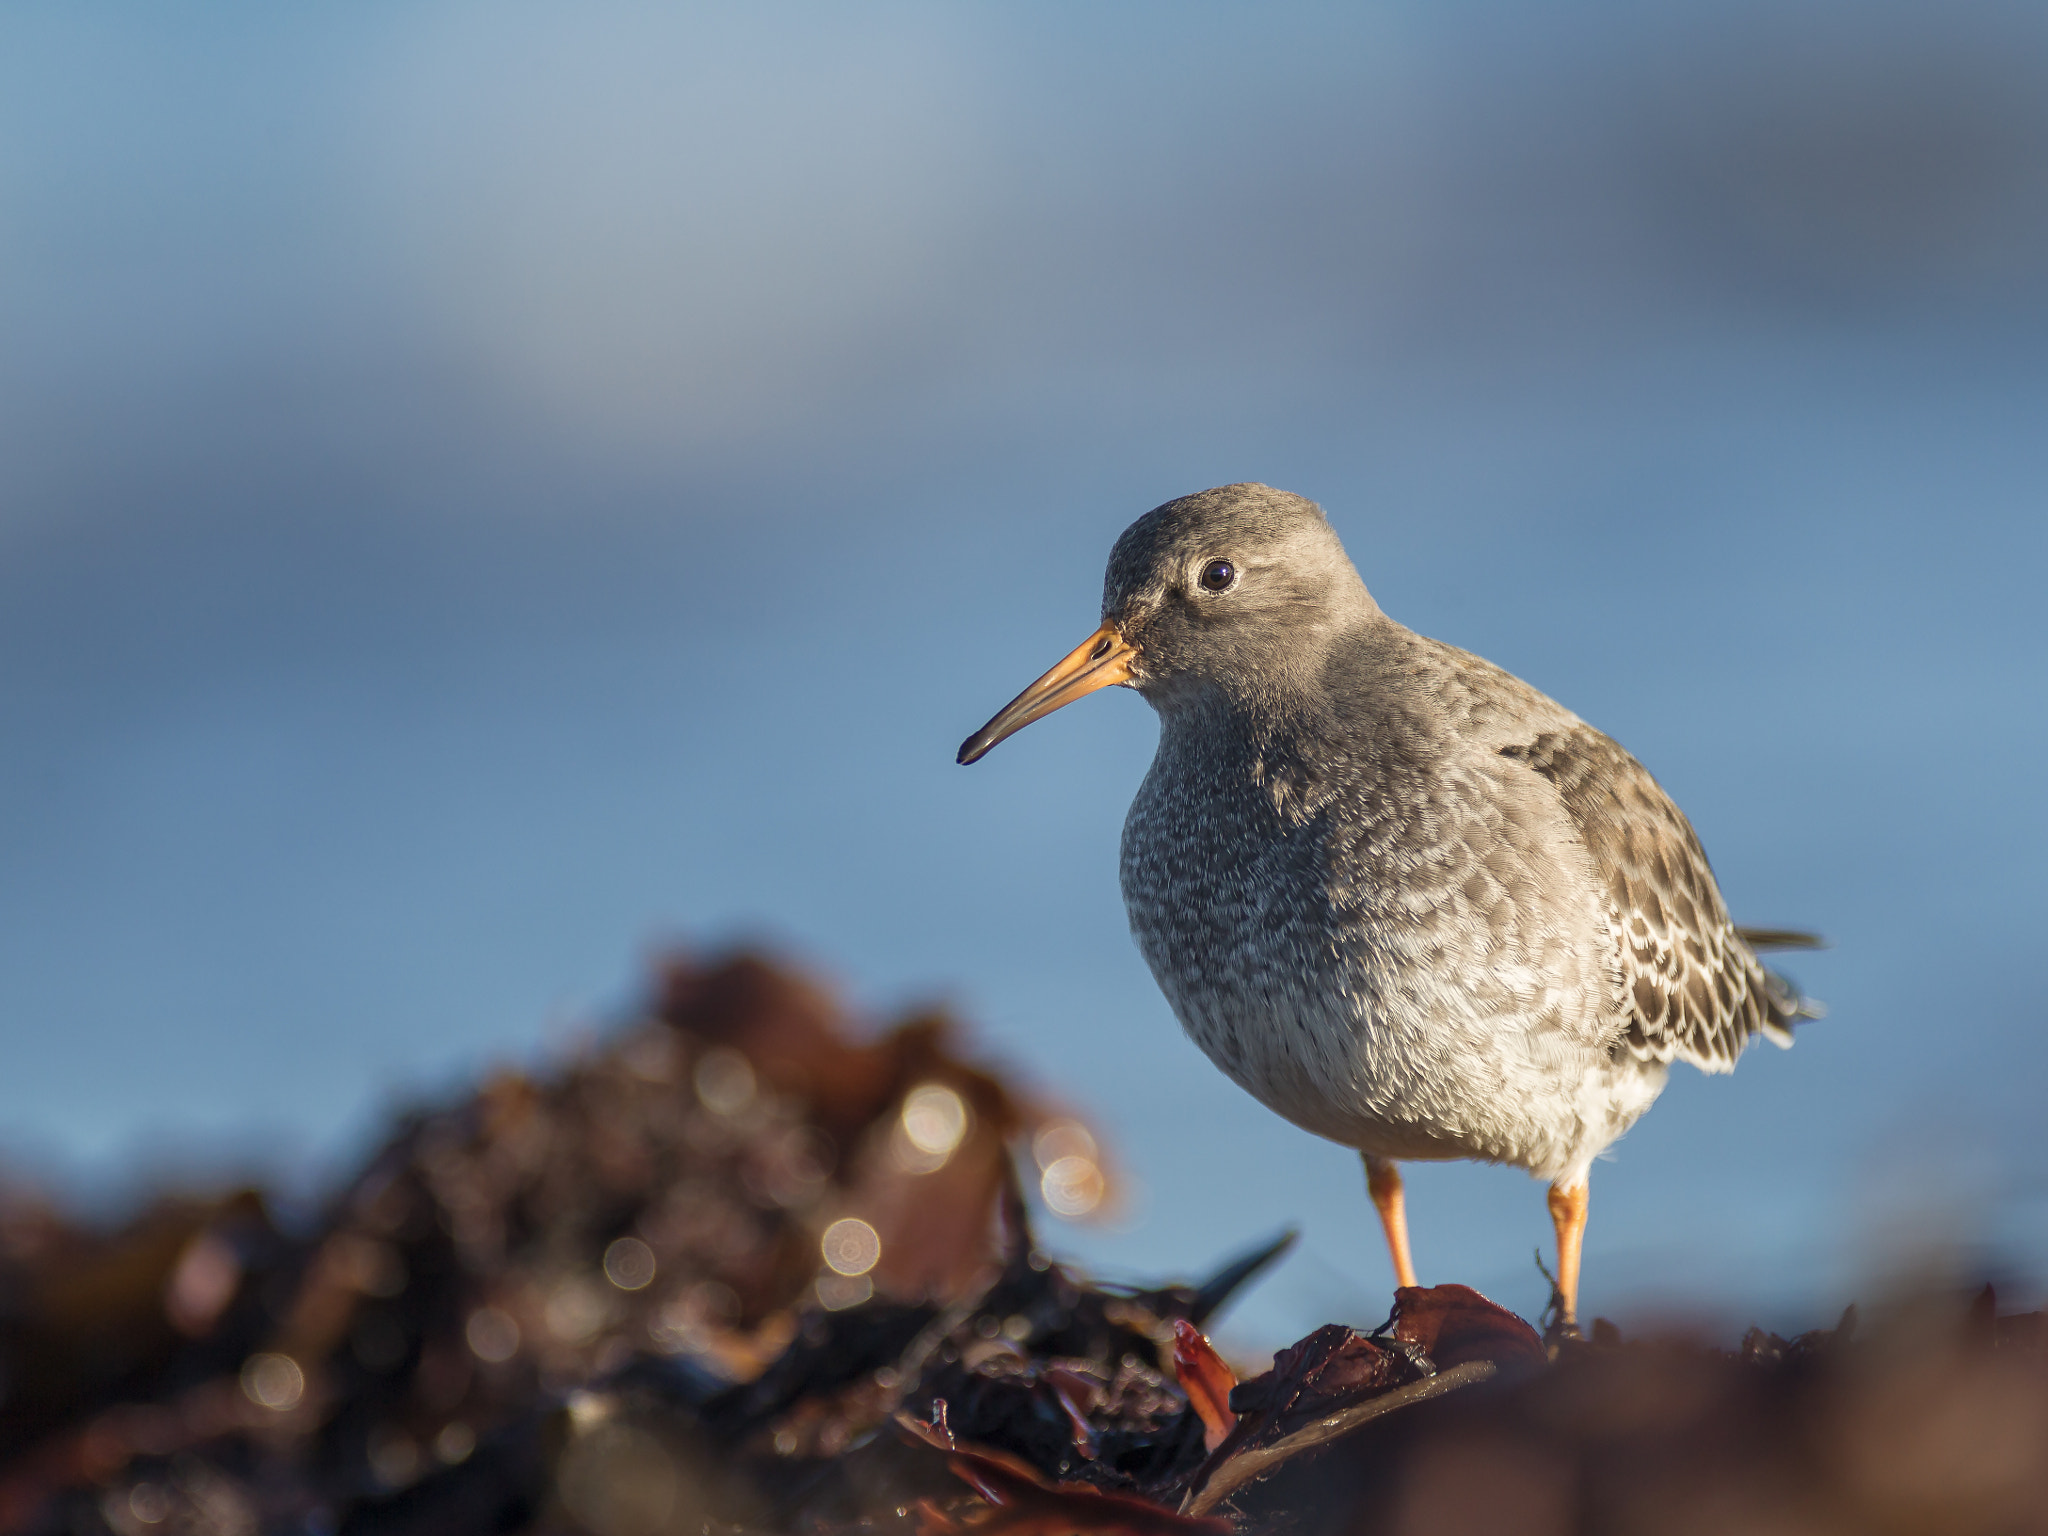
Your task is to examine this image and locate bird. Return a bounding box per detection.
[957,483,1820,1329]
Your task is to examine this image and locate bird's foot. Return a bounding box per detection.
[1533,1248,1581,1353]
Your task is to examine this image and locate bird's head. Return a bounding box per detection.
[958,483,1375,764]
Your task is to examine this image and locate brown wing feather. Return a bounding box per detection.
[1499,729,1799,1073]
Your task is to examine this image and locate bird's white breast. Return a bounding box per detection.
[1118,715,1661,1182]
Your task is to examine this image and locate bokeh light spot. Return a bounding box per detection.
[1032,1119,1097,1171]
[240,1352,305,1411]
[465,1306,521,1363]
[126,1484,169,1526]
[546,1276,613,1343]
[902,1084,967,1156]
[435,1421,476,1465]
[164,1231,241,1338]
[1040,1154,1105,1217]
[604,1236,657,1291]
[816,1273,874,1310]
[820,1217,881,1276]
[890,1083,971,1174]
[367,1425,420,1489]
[693,1047,756,1116]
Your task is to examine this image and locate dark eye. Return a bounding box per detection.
[1198,559,1236,592]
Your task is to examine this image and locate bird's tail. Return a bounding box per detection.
[1735,926,1825,953]
[1738,927,1827,1046]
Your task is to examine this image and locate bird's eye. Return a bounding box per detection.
[1198,559,1236,592]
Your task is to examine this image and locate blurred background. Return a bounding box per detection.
[2,0,2045,1350]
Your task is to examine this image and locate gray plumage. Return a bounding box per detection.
[1101,484,1812,1189]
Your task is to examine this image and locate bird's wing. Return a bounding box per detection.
[1498,726,1808,1073]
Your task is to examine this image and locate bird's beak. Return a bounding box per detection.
[957,622,1138,765]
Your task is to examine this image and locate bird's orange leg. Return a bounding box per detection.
[1363,1154,1419,1289]
[1546,1179,1590,1331]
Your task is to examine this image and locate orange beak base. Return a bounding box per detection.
[957,623,1138,764]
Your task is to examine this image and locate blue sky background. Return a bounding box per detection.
[2,0,2045,1348]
